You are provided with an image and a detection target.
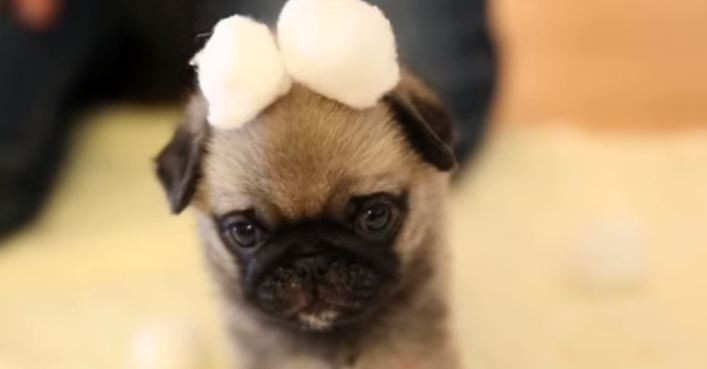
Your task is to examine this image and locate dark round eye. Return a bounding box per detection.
[356,202,397,235]
[223,216,264,249]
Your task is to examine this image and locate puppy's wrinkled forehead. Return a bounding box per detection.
[202,85,420,221]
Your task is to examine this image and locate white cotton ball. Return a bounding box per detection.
[277,0,400,109]
[193,15,292,129]
[131,319,209,369]
[571,219,649,292]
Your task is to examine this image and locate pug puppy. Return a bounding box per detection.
[155,71,459,369]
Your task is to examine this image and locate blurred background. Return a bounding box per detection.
[1,0,707,368]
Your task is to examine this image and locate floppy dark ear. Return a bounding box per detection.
[154,96,210,214]
[385,73,457,171]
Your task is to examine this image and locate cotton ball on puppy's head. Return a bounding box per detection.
[192,16,292,129]
[277,0,400,109]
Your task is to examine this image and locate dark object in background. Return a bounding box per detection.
[0,0,194,238]
[0,0,495,238]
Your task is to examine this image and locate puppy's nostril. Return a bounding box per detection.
[294,254,330,280]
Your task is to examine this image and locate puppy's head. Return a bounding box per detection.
[156,72,455,332]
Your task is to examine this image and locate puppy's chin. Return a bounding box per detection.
[249,253,396,332]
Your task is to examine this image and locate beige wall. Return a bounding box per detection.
[492,0,707,129]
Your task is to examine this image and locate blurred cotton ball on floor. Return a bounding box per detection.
[277,0,400,109]
[131,318,210,369]
[192,15,291,129]
[570,218,650,292]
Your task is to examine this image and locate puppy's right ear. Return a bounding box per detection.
[155,95,210,214]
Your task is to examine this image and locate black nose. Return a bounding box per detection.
[293,252,330,281]
[292,242,326,257]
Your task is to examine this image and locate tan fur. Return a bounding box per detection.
[187,82,456,369]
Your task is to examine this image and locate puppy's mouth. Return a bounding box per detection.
[252,255,390,331]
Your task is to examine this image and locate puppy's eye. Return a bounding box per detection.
[221,215,265,249]
[355,200,398,237]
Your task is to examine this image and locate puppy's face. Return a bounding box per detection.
[156,73,456,332]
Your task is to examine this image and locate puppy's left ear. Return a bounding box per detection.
[155,95,210,214]
[385,72,457,171]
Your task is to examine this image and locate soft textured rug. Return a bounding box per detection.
[2,108,707,369]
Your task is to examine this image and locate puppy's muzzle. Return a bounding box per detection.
[254,246,383,321]
[238,221,399,330]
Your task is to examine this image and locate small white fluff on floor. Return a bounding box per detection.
[132,319,209,369]
[192,16,291,129]
[277,0,400,109]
